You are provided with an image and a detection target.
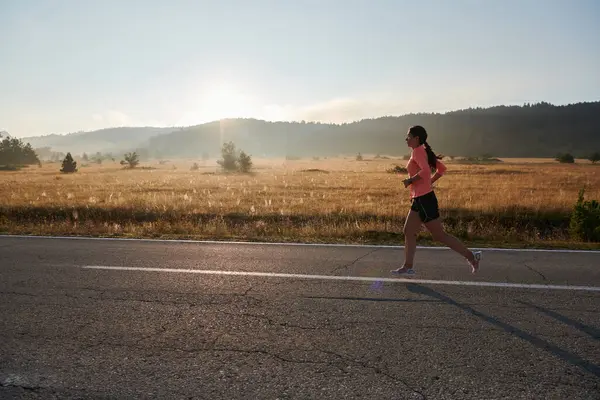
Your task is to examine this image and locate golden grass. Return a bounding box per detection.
[1,157,599,248]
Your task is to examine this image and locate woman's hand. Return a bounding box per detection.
[402,178,412,188]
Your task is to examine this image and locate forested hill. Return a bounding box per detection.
[145,102,600,159]
[14,101,600,159]
[22,127,175,155]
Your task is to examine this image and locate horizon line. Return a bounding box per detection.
[10,99,600,139]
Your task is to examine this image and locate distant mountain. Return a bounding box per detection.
[144,101,600,159]
[15,101,600,159]
[21,127,176,155]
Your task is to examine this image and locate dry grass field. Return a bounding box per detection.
[1,156,599,249]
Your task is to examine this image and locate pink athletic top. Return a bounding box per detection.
[406,145,447,199]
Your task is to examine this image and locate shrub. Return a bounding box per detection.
[460,155,502,163]
[120,152,139,169]
[555,153,575,163]
[386,165,408,174]
[569,188,600,242]
[238,151,252,173]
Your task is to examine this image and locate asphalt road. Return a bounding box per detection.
[1,236,599,400]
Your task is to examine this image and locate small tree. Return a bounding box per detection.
[217,141,253,173]
[356,153,363,161]
[120,152,139,168]
[239,151,253,173]
[82,153,89,161]
[190,162,199,171]
[60,152,77,173]
[588,152,600,164]
[217,141,239,171]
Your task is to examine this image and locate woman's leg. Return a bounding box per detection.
[392,210,422,273]
[403,210,422,267]
[423,219,481,272]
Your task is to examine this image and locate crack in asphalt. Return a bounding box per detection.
[76,342,349,373]
[0,382,43,393]
[71,336,426,390]
[0,291,39,297]
[524,263,547,281]
[0,289,264,307]
[99,296,232,307]
[314,347,427,399]
[4,290,598,313]
[222,310,509,334]
[221,311,346,331]
[330,248,381,274]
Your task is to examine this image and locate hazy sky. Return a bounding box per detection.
[1,0,599,137]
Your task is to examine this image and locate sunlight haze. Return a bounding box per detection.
[1,0,599,137]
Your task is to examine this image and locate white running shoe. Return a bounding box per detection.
[470,251,482,274]
[390,267,416,276]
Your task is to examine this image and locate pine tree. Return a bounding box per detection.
[60,152,77,173]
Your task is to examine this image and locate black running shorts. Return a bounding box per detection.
[410,191,440,223]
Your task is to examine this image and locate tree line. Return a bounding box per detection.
[0,131,256,173]
[143,101,600,159]
[3,101,600,169]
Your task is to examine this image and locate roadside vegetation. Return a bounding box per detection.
[1,151,599,249]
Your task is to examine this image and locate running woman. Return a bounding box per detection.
[391,125,481,275]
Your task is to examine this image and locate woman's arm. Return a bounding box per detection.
[431,160,447,184]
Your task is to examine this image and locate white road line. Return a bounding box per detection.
[3,234,600,253]
[81,266,600,292]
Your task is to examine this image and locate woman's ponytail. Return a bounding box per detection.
[424,141,443,170]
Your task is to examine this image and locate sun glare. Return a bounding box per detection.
[201,81,257,121]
